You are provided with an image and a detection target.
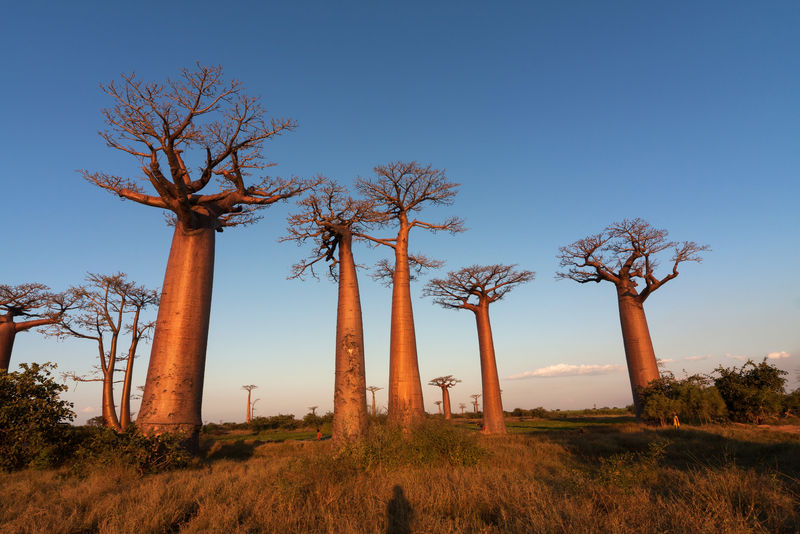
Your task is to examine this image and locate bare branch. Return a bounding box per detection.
[424,264,535,310]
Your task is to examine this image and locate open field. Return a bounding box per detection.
[2,417,799,533]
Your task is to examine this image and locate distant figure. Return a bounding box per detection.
[672,412,680,430]
[316,428,322,440]
[386,485,413,534]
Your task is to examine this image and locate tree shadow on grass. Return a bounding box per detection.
[201,439,262,462]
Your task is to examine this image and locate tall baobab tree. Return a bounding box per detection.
[83,65,315,444]
[458,402,467,415]
[285,181,375,443]
[470,394,482,414]
[366,385,383,416]
[308,405,318,416]
[428,375,461,420]
[433,400,442,414]
[557,218,708,415]
[242,385,258,423]
[425,265,534,434]
[355,161,463,428]
[59,273,158,431]
[1,284,74,371]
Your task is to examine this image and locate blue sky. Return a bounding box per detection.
[2,2,798,423]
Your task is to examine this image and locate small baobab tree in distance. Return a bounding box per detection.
[458,402,467,415]
[58,273,158,431]
[425,264,534,434]
[308,405,318,417]
[1,284,74,371]
[470,394,482,414]
[285,181,376,443]
[557,218,709,416]
[433,400,442,414]
[356,161,464,428]
[366,385,383,416]
[83,64,316,445]
[428,375,461,420]
[242,385,258,423]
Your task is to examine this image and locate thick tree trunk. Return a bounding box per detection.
[474,304,506,434]
[102,371,121,431]
[370,391,377,416]
[138,224,215,448]
[387,225,425,427]
[0,320,17,371]
[442,387,452,420]
[332,234,368,443]
[616,288,660,417]
[246,389,252,423]
[119,340,139,430]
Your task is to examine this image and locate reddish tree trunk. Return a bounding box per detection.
[102,371,121,431]
[616,288,660,416]
[138,224,215,447]
[246,389,252,423]
[442,387,452,420]
[387,224,425,427]
[474,303,506,434]
[332,233,368,443]
[119,334,140,430]
[0,320,16,371]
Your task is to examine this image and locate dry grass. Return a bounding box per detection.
[1,422,798,533]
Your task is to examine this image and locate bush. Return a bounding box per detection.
[0,362,75,471]
[640,372,727,426]
[249,414,301,431]
[72,425,192,474]
[713,359,787,423]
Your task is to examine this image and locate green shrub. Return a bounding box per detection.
[640,372,727,426]
[0,362,74,471]
[72,425,192,474]
[713,359,787,423]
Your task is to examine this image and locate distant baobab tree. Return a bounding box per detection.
[470,394,482,413]
[58,273,158,431]
[308,405,318,416]
[285,181,376,443]
[366,385,383,416]
[251,398,260,418]
[425,265,534,434]
[83,64,316,445]
[355,162,464,428]
[428,375,461,420]
[1,284,75,371]
[557,218,709,416]
[458,402,467,415]
[433,400,442,414]
[242,385,258,423]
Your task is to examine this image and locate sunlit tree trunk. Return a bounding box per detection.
[119,328,140,430]
[246,388,252,423]
[388,223,425,427]
[474,303,506,434]
[138,224,215,447]
[0,320,16,371]
[332,233,369,442]
[616,287,659,416]
[442,387,452,420]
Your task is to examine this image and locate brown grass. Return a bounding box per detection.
[1,423,798,533]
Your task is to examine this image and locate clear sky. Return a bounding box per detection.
[2,1,798,424]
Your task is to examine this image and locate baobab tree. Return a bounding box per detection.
[355,161,463,428]
[470,394,482,414]
[1,284,74,371]
[425,265,534,434]
[83,65,315,444]
[428,375,461,420]
[433,400,442,414]
[557,218,709,416]
[60,274,158,430]
[242,385,258,423]
[308,405,318,416]
[458,402,467,415]
[366,385,383,416]
[285,181,376,443]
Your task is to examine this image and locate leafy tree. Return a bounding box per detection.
[0,362,75,470]
[640,372,727,426]
[713,359,787,423]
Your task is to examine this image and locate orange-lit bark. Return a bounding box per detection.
[617,289,659,414]
[388,221,425,427]
[138,224,215,445]
[0,317,57,371]
[442,387,452,420]
[332,234,368,442]
[474,303,506,434]
[119,308,142,429]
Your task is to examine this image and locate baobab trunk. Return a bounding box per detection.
[138,224,215,447]
[442,387,452,420]
[0,320,16,371]
[246,388,252,423]
[474,303,506,434]
[119,337,139,429]
[616,288,660,417]
[387,225,425,427]
[332,233,368,443]
[102,371,121,430]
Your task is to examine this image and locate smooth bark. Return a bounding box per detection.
[0,321,16,371]
[138,224,215,447]
[616,288,659,415]
[388,222,425,427]
[474,304,506,434]
[332,233,369,442]
[442,387,452,420]
[119,315,141,430]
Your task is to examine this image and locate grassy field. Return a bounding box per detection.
[2,416,799,533]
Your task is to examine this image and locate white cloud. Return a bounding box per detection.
[80,406,97,413]
[507,363,624,380]
[725,353,746,361]
[684,355,711,361]
[657,358,676,363]
[767,351,790,360]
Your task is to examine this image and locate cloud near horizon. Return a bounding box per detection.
[80,406,97,413]
[684,355,711,361]
[657,358,676,363]
[725,353,747,360]
[767,351,790,359]
[507,363,625,380]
